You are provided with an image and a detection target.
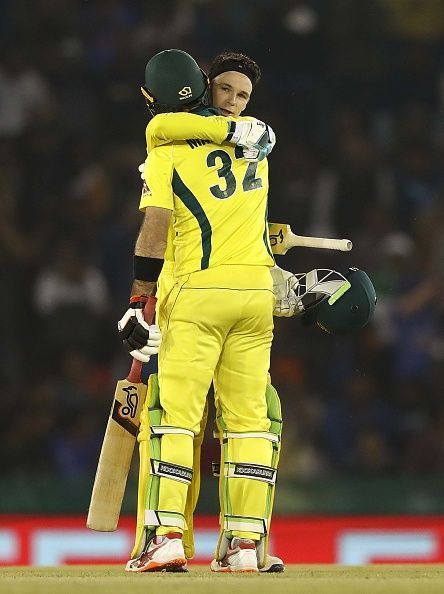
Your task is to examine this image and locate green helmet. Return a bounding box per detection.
[141,49,209,115]
[301,268,377,335]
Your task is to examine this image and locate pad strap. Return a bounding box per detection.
[223,430,280,443]
[144,510,186,530]
[224,461,277,484]
[224,515,268,535]
[150,425,194,438]
[150,459,193,484]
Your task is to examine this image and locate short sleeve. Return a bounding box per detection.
[139,146,174,211]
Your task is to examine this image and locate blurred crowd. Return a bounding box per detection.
[1,0,444,486]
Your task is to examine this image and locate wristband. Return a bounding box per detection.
[133,255,163,282]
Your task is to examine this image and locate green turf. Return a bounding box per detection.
[1,565,444,594]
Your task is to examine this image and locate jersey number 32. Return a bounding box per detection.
[206,148,263,200]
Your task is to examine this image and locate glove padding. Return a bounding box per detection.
[242,141,273,162]
[118,299,161,362]
[271,266,349,320]
[270,265,302,317]
[231,119,276,162]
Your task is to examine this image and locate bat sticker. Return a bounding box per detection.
[111,399,138,436]
[120,386,139,418]
[269,228,284,247]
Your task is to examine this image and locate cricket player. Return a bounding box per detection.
[132,51,284,574]
[118,49,281,573]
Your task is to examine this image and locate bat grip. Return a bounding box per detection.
[127,296,157,383]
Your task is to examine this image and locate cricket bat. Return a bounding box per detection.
[268,222,352,254]
[87,296,157,532]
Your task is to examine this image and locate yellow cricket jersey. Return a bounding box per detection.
[139,109,274,277]
[142,110,234,267]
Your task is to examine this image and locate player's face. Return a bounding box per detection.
[211,71,252,118]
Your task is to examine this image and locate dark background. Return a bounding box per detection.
[1,0,444,514]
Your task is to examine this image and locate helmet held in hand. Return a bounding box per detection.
[302,268,377,335]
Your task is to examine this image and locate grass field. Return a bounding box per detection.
[1,565,444,594]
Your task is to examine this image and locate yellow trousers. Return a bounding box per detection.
[157,265,274,539]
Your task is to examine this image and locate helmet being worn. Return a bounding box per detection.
[141,49,209,116]
[298,268,377,335]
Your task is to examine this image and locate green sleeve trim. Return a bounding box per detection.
[263,205,273,258]
[172,169,212,269]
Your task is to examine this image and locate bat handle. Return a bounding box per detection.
[127,296,157,383]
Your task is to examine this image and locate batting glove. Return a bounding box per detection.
[231,119,276,161]
[242,141,273,162]
[118,296,161,362]
[270,265,302,317]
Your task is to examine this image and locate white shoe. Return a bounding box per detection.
[259,554,285,573]
[210,537,258,573]
[125,532,187,572]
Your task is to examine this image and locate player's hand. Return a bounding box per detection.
[242,134,274,162]
[118,297,161,362]
[138,163,145,180]
[270,265,301,317]
[231,119,276,160]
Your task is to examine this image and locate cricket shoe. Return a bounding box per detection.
[210,537,258,573]
[259,554,285,573]
[125,532,187,572]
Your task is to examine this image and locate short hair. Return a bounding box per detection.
[209,52,261,87]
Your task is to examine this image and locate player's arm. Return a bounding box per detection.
[147,112,275,159]
[147,112,231,147]
[118,146,173,361]
[132,206,171,298]
[133,145,174,297]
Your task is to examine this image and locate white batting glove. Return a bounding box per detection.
[270,265,302,317]
[231,119,276,161]
[118,299,161,362]
[231,118,267,146]
[247,124,275,160]
[242,142,272,162]
[138,163,145,180]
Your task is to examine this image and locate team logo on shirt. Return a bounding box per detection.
[178,86,192,100]
[141,181,151,198]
